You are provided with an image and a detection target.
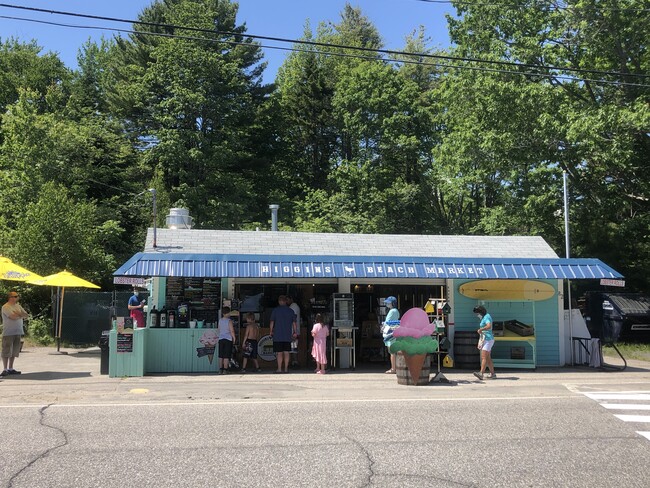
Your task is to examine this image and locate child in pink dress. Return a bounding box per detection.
[311,314,329,374]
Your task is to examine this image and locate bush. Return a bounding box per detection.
[27,317,54,345]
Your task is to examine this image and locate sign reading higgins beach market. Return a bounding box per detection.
[251,262,489,279]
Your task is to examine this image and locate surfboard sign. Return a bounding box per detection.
[459,280,556,301]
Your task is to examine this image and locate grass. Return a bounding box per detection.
[603,342,650,362]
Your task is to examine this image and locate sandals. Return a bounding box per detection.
[385,369,396,374]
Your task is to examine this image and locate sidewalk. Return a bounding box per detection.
[1,345,648,406]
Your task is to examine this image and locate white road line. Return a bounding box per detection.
[0,394,577,409]
[584,393,650,401]
[637,432,650,441]
[614,414,650,423]
[601,403,650,410]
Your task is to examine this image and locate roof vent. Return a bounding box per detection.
[166,208,193,229]
[269,204,279,231]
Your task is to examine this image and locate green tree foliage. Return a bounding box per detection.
[441,0,649,290]
[14,181,117,283]
[0,38,69,116]
[0,1,646,295]
[105,0,272,228]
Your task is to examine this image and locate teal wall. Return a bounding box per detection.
[453,279,560,366]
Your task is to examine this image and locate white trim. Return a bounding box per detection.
[558,279,566,366]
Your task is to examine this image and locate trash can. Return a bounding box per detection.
[98,330,110,375]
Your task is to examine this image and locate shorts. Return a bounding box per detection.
[273,341,291,353]
[1,335,22,358]
[243,339,258,359]
[480,339,495,352]
[218,339,233,359]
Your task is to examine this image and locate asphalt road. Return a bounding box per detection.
[1,347,649,488]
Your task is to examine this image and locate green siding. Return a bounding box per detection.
[109,328,146,377]
[453,279,560,366]
[146,329,219,373]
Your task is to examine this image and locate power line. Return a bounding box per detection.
[3,13,648,89]
[0,2,647,82]
[412,0,650,11]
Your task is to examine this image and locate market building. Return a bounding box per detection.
[110,225,622,377]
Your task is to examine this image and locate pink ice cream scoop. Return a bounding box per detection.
[199,329,219,346]
[393,308,435,338]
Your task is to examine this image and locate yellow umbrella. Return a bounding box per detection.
[0,256,42,281]
[28,270,100,352]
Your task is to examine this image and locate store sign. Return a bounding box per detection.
[600,279,625,287]
[113,276,146,286]
[252,262,488,279]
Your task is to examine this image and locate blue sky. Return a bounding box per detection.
[0,0,453,82]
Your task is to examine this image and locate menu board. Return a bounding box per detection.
[117,333,133,353]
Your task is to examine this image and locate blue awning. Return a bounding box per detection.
[113,253,623,280]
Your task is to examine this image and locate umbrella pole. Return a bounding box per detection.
[54,287,60,352]
[57,287,65,352]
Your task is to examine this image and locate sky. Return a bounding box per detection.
[0,0,454,82]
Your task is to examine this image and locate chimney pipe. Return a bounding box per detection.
[269,204,279,231]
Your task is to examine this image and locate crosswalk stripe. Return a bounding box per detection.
[601,403,650,410]
[584,393,650,401]
[614,414,650,423]
[637,432,650,441]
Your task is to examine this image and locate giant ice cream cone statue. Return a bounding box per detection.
[389,308,438,384]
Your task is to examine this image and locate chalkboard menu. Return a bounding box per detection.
[117,333,133,353]
[164,278,222,324]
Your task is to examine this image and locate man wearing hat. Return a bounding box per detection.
[1,291,29,376]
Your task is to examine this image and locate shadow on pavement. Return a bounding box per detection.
[4,371,93,381]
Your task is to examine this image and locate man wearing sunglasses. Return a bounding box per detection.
[1,291,29,376]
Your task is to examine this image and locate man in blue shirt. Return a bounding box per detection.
[269,295,297,373]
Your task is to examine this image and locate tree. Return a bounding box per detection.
[440,0,649,290]
[0,38,69,116]
[13,182,117,285]
[105,0,272,228]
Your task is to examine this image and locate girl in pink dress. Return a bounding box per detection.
[311,314,329,374]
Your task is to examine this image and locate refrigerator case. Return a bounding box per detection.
[331,293,356,369]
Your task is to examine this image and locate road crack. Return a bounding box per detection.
[7,404,68,488]
[341,432,474,488]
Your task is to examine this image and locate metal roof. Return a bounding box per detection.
[110,229,622,280]
[114,252,623,280]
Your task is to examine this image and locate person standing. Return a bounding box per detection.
[218,307,236,374]
[286,294,301,368]
[269,295,297,373]
[311,313,329,374]
[382,296,400,374]
[127,289,146,328]
[473,305,496,380]
[1,291,28,376]
[241,312,261,373]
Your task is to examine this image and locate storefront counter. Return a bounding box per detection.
[146,328,219,373]
[108,323,312,376]
[109,328,220,377]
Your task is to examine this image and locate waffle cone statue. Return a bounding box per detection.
[389,308,438,384]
